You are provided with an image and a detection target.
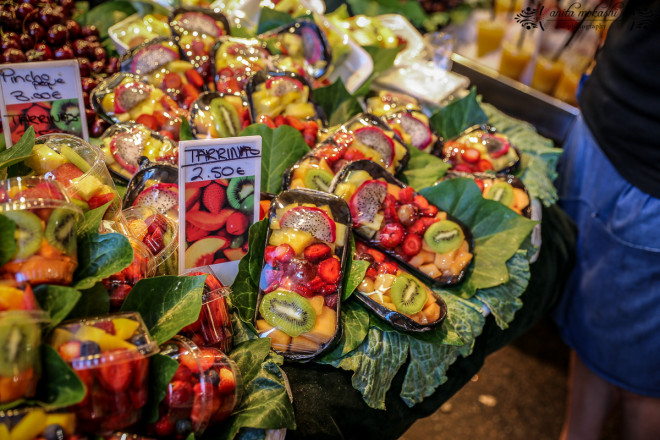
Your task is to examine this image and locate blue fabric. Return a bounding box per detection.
[553,114,660,397]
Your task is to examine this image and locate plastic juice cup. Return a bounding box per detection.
[531,56,564,94]
[553,67,580,105]
[50,312,159,434]
[0,408,76,440]
[476,20,506,57]
[151,336,242,438]
[494,0,524,15]
[499,42,532,81]
[0,177,83,286]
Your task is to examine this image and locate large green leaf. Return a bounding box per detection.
[144,353,179,423]
[73,233,134,290]
[231,220,268,323]
[77,201,112,236]
[0,214,16,267]
[38,345,86,408]
[240,125,309,194]
[313,78,364,126]
[342,234,369,301]
[67,282,110,319]
[397,146,450,192]
[120,275,206,344]
[429,87,488,140]
[0,126,34,170]
[443,292,486,357]
[33,285,81,332]
[318,300,370,363]
[353,45,402,96]
[228,338,272,384]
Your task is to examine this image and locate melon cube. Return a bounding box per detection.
[70,174,104,200]
[290,336,319,353]
[269,229,315,255]
[256,319,291,351]
[304,306,336,344]
[309,296,325,316]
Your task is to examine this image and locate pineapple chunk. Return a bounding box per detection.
[334,223,347,247]
[269,228,315,255]
[70,174,104,199]
[44,413,76,435]
[168,60,195,73]
[50,328,75,349]
[112,318,140,340]
[256,319,291,351]
[334,182,357,200]
[25,144,67,173]
[304,306,336,344]
[347,170,373,184]
[75,326,135,351]
[102,93,115,114]
[285,102,315,119]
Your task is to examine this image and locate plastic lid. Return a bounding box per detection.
[0,177,82,214]
[120,206,179,266]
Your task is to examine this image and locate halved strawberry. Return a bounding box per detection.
[144,227,165,255]
[402,233,422,256]
[96,351,133,392]
[172,364,193,382]
[377,261,398,275]
[318,258,340,284]
[461,148,481,164]
[307,276,325,294]
[303,243,331,263]
[264,245,278,266]
[333,132,354,148]
[321,283,337,296]
[379,223,405,249]
[273,244,294,264]
[88,192,115,210]
[398,187,415,205]
[136,114,158,130]
[365,267,378,279]
[132,357,149,388]
[146,214,168,234]
[48,162,85,185]
[165,380,193,407]
[58,341,81,361]
[292,284,313,298]
[365,248,385,263]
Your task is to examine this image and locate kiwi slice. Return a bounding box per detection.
[227,176,255,214]
[390,274,427,315]
[45,207,78,255]
[259,290,316,337]
[4,211,44,260]
[485,181,514,207]
[303,169,333,192]
[0,312,41,376]
[424,220,464,254]
[59,145,91,174]
[209,97,241,137]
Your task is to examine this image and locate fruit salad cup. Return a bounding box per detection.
[150,336,242,438]
[440,125,521,174]
[212,37,271,94]
[255,190,350,360]
[120,38,205,110]
[25,135,121,221]
[189,92,252,139]
[123,159,179,222]
[181,268,232,352]
[0,177,83,286]
[365,89,423,118]
[50,312,159,434]
[91,72,186,142]
[443,171,532,218]
[122,206,179,276]
[0,408,77,440]
[100,122,178,181]
[353,241,447,331]
[331,160,473,286]
[382,110,440,154]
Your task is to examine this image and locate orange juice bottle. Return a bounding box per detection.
[553,67,580,106]
[476,20,506,57]
[531,57,564,94]
[499,42,532,81]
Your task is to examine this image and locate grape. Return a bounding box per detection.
[286,258,316,284]
[47,24,69,47]
[2,48,27,63]
[397,204,419,227]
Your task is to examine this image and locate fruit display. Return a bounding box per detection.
[110,13,171,51]
[365,90,423,118]
[183,177,254,269]
[353,241,447,331]
[189,92,252,139]
[24,135,122,220]
[326,11,405,50]
[0,408,77,440]
[0,177,82,286]
[440,125,521,174]
[331,160,473,286]
[91,72,186,142]
[442,171,532,217]
[50,312,159,434]
[285,113,409,191]
[212,37,271,94]
[123,160,179,221]
[255,190,350,360]
[120,38,205,110]
[100,122,178,181]
[151,336,242,438]
[381,110,440,154]
[122,206,178,277]
[181,269,232,352]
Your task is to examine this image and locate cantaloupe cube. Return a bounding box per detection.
[256,319,291,351]
[386,183,400,199]
[290,336,319,353]
[419,263,441,279]
[309,296,325,316]
[304,306,336,344]
[421,302,441,323]
[50,328,76,349]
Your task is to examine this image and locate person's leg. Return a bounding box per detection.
[559,350,620,440]
[620,389,660,440]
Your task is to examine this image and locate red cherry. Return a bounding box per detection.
[19,34,33,51]
[90,118,110,138]
[64,19,81,39]
[76,58,91,77]
[38,6,59,29]
[90,60,105,74]
[93,46,106,61]
[47,24,68,46]
[15,2,34,19]
[27,22,46,43]
[80,77,98,94]
[34,43,52,59]
[1,36,20,52]
[54,45,74,60]
[2,48,26,63]
[81,25,99,38]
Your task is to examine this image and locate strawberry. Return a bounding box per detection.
[321,283,337,296]
[365,248,385,263]
[379,223,405,248]
[264,245,278,266]
[165,380,193,407]
[258,115,276,129]
[48,162,84,184]
[93,320,116,335]
[87,192,115,210]
[144,226,165,255]
[365,267,378,279]
[152,111,168,127]
[145,214,168,234]
[263,280,280,293]
[421,204,438,217]
[318,258,341,284]
[307,276,325,294]
[398,187,415,205]
[96,351,133,392]
[58,341,81,361]
[264,268,282,285]
[197,348,218,371]
[377,261,398,275]
[315,144,343,165]
[407,218,425,235]
[185,69,204,88]
[285,116,305,131]
[186,221,207,242]
[325,293,338,309]
[132,357,150,388]
[273,244,294,264]
[136,114,158,130]
[421,217,440,228]
[292,284,313,298]
[130,386,148,409]
[333,132,354,148]
[461,148,481,164]
[413,195,429,210]
[453,163,474,173]
[402,233,422,256]
[162,72,182,90]
[274,115,287,127]
[343,147,366,161]
[154,414,175,437]
[22,285,39,311]
[382,194,398,222]
[303,243,332,263]
[172,364,193,382]
[474,178,485,192]
[217,367,236,395]
[478,159,494,171]
[202,183,226,214]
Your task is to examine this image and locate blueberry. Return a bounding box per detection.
[205,369,220,386]
[175,419,193,436]
[130,333,148,346]
[44,424,65,440]
[79,340,101,356]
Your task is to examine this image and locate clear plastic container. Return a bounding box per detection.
[150,336,242,438]
[0,408,76,440]
[50,312,159,434]
[189,92,251,140]
[0,177,83,286]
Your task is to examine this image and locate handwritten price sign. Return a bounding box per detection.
[0,60,87,146]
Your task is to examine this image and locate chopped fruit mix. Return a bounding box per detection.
[25,137,121,219]
[50,312,159,434]
[256,198,348,357]
[333,163,473,285]
[101,123,178,180]
[214,39,271,94]
[181,271,232,352]
[123,207,178,277]
[102,235,154,311]
[114,13,171,49]
[383,111,438,153]
[191,94,251,139]
[444,171,531,217]
[263,20,330,79]
[0,310,47,404]
[258,114,319,148]
[184,177,254,269]
[93,73,185,141]
[365,90,422,118]
[0,177,82,286]
[151,337,241,438]
[132,180,179,221]
[0,408,77,440]
[442,127,520,173]
[326,12,406,50]
[354,242,444,326]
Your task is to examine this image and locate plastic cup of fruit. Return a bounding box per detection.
[0,177,83,286]
[151,336,242,438]
[0,408,76,440]
[50,312,159,434]
[27,134,121,221]
[121,206,178,276]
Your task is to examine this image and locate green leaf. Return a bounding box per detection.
[443,292,486,357]
[342,234,369,301]
[398,146,450,192]
[78,201,112,236]
[404,311,464,346]
[180,116,194,141]
[231,311,259,345]
[229,338,272,384]
[121,275,206,344]
[39,345,86,408]
[231,24,256,38]
[347,0,429,28]
[318,300,370,363]
[256,8,295,34]
[0,126,34,169]
[419,178,537,298]
[313,78,363,126]
[240,124,309,194]
[0,214,16,267]
[67,283,110,319]
[33,285,81,332]
[231,220,268,323]
[429,87,488,140]
[74,233,134,290]
[353,46,402,97]
[145,354,179,423]
[77,1,137,39]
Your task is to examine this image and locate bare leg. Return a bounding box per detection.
[559,350,619,440]
[620,388,660,440]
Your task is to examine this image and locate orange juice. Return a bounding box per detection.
[494,0,524,15]
[553,67,580,106]
[499,42,532,81]
[476,20,506,57]
[531,57,564,94]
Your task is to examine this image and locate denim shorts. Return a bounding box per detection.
[553,114,660,397]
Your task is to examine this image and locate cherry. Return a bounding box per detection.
[77,57,91,77]
[21,0,39,6]
[26,48,47,61]
[106,57,119,74]
[59,0,75,12]
[72,39,92,58]
[81,25,99,38]
[65,19,81,40]
[27,22,46,43]
[19,34,33,51]
[90,118,110,138]
[34,43,53,59]
[93,46,106,62]
[84,35,99,44]
[82,91,90,107]
[84,108,95,122]
[90,60,104,74]
[47,24,68,47]
[1,36,20,52]
[0,11,19,32]
[54,45,74,60]
[2,48,27,63]
[15,2,34,19]
[38,6,59,29]
[80,77,98,94]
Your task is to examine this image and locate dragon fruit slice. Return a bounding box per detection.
[133,182,179,214]
[399,113,432,151]
[301,26,323,64]
[481,133,510,158]
[349,180,387,226]
[280,206,336,243]
[110,128,147,174]
[353,127,395,167]
[114,82,151,114]
[131,44,179,75]
[175,12,224,37]
[265,77,303,97]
